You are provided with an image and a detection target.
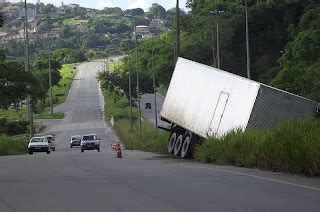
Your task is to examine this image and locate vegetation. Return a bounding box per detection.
[0,136,28,156]
[0,118,28,136]
[103,90,168,154]
[194,118,320,176]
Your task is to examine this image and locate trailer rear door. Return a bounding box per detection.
[208,92,229,136]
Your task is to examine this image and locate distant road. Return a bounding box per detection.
[140,93,168,128]
[0,61,319,212]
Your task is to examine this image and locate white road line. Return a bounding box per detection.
[77,66,83,95]
[180,164,320,192]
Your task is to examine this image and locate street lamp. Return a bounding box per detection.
[151,37,158,130]
[44,15,53,114]
[210,10,224,69]
[23,0,34,138]
[245,0,251,79]
[125,14,142,132]
[127,44,133,131]
[175,0,180,62]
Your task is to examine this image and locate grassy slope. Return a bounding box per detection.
[103,90,168,154]
[50,64,77,105]
[0,136,28,156]
[194,119,320,176]
[63,18,89,25]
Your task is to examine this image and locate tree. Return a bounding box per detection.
[272,5,320,101]
[147,3,166,19]
[0,61,35,109]
[124,8,144,16]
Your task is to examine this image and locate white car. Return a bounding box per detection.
[28,137,50,155]
[70,135,81,147]
[44,135,56,151]
[81,134,100,152]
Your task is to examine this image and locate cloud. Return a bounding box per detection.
[127,0,148,10]
[97,0,114,9]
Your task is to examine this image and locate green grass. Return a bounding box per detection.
[103,90,168,153]
[0,108,28,120]
[194,119,320,176]
[49,64,77,105]
[0,136,28,156]
[107,60,124,72]
[34,112,64,119]
[157,84,168,97]
[63,18,89,25]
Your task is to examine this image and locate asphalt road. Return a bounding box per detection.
[140,93,168,128]
[0,61,319,212]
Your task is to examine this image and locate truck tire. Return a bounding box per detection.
[173,134,184,156]
[180,132,192,158]
[168,133,177,153]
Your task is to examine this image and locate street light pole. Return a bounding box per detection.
[45,16,53,114]
[175,0,180,62]
[134,23,142,132]
[127,44,133,131]
[245,0,251,79]
[151,37,158,130]
[124,14,142,132]
[210,10,224,69]
[24,0,33,138]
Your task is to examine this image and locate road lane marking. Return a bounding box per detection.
[179,164,320,192]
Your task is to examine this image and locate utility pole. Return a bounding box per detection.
[152,37,158,130]
[175,0,180,63]
[210,10,224,69]
[245,0,251,79]
[134,23,142,132]
[124,14,141,132]
[45,16,53,114]
[23,0,33,138]
[127,44,133,131]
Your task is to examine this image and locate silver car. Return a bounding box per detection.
[44,135,56,151]
[28,137,50,155]
[70,135,81,147]
[81,134,100,152]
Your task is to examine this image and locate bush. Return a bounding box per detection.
[0,118,28,136]
[194,118,320,176]
[125,131,168,154]
[0,136,28,155]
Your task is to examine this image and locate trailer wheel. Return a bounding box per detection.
[181,132,192,158]
[168,133,177,153]
[174,134,184,156]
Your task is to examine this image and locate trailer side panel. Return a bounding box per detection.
[247,85,318,129]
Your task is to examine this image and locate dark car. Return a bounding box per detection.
[70,135,81,147]
[81,134,100,152]
[145,102,151,109]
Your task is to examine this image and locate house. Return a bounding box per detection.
[149,18,166,31]
[75,23,89,33]
[135,25,150,36]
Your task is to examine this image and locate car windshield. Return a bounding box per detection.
[72,136,80,140]
[82,135,95,140]
[31,138,46,143]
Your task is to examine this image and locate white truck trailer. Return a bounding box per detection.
[160,57,319,158]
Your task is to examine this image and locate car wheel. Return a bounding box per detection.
[81,148,84,153]
[70,145,72,148]
[53,148,55,151]
[28,150,33,155]
[97,147,100,152]
[47,151,50,154]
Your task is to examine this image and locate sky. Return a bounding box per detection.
[9,0,189,11]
